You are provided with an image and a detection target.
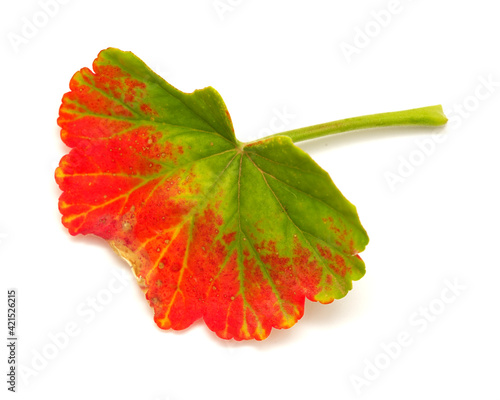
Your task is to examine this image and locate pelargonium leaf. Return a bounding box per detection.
[55,48,369,340]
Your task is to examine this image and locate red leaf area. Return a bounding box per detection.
[56,50,365,340]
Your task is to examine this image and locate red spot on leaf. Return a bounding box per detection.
[223,232,236,244]
[140,103,158,116]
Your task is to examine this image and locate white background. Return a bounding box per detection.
[1,0,499,399]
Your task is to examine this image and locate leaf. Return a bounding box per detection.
[55,48,369,340]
